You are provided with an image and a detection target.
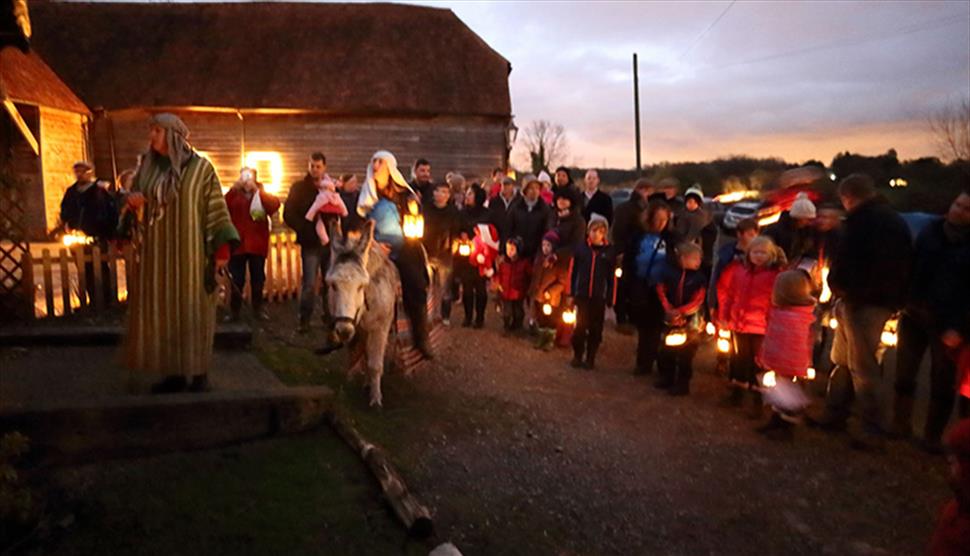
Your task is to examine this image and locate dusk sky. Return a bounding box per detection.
[400,0,970,169]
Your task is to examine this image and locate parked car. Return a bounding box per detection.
[722,200,762,230]
[609,188,632,207]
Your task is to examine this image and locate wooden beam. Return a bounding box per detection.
[2,99,39,155]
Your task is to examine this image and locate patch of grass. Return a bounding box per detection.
[44,431,427,556]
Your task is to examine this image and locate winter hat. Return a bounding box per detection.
[537,171,552,185]
[772,269,816,307]
[789,192,817,219]
[684,186,704,204]
[542,229,561,248]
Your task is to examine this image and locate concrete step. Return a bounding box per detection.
[0,386,333,467]
[0,323,252,349]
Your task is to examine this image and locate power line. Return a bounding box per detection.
[680,0,737,60]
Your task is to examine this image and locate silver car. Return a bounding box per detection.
[721,200,762,230]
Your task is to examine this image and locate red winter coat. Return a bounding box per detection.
[225,186,281,257]
[497,256,532,301]
[720,263,782,335]
[957,344,970,399]
[758,304,816,377]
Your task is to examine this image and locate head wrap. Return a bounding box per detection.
[357,150,415,217]
[136,113,192,225]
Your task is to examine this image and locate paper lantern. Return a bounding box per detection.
[664,331,687,347]
[458,242,472,257]
[762,370,777,388]
[62,231,93,247]
[614,267,623,278]
[402,199,424,239]
[881,318,898,347]
[542,303,553,316]
[562,308,576,325]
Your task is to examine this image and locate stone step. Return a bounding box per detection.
[0,323,252,349]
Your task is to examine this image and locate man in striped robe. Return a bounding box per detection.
[124,114,239,393]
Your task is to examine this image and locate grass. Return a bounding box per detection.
[39,431,427,556]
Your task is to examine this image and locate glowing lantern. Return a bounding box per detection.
[713,190,760,204]
[881,318,899,347]
[806,367,816,380]
[716,338,731,354]
[562,308,577,325]
[705,322,716,336]
[457,242,472,257]
[62,231,93,247]
[402,199,424,239]
[614,267,623,278]
[819,266,832,303]
[664,331,688,347]
[542,303,553,316]
[762,371,777,388]
[244,151,284,194]
[828,317,838,330]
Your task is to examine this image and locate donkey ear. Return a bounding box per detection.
[329,219,345,251]
[358,219,375,253]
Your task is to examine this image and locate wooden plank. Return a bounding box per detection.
[92,245,105,312]
[276,233,285,303]
[73,245,87,309]
[20,250,36,319]
[58,248,71,316]
[41,248,54,318]
[107,245,119,304]
[265,234,276,302]
[123,244,134,300]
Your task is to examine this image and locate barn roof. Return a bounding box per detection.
[0,47,90,114]
[28,1,512,118]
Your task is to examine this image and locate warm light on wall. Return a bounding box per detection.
[245,151,284,194]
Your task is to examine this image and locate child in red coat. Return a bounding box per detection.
[756,269,817,439]
[497,236,531,333]
[718,236,786,416]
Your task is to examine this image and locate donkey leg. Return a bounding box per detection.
[365,324,391,407]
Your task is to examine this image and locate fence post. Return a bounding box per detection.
[92,245,105,312]
[73,245,87,310]
[41,248,54,318]
[58,248,71,316]
[20,250,35,319]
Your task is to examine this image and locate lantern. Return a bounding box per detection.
[705,322,716,336]
[881,318,899,347]
[762,370,777,388]
[827,316,838,330]
[716,338,731,354]
[819,266,832,303]
[664,331,688,347]
[562,308,577,325]
[542,303,553,316]
[402,199,424,239]
[614,267,623,278]
[806,367,816,380]
[62,231,93,247]
[458,242,472,257]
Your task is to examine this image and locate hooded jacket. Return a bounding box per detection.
[720,261,783,335]
[828,197,913,309]
[529,252,571,306]
[507,196,551,259]
[568,241,618,303]
[497,254,532,301]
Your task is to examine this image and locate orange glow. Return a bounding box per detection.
[245,151,284,194]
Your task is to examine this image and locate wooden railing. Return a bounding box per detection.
[23,232,304,319]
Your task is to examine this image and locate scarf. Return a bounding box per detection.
[136,113,192,226]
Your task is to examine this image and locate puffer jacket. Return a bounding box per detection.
[720,262,782,335]
[529,253,571,306]
[497,256,532,301]
[568,241,618,303]
[758,304,816,377]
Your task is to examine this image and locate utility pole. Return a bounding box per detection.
[633,53,642,176]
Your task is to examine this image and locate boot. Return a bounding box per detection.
[668,372,690,396]
[746,391,765,420]
[889,394,915,440]
[584,344,599,370]
[151,375,187,394]
[756,412,794,441]
[922,401,952,455]
[570,346,584,368]
[718,387,744,408]
[542,329,556,352]
[188,374,210,393]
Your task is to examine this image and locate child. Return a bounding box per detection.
[567,220,617,370]
[529,230,570,351]
[466,221,500,328]
[655,242,707,396]
[718,236,786,418]
[755,269,817,440]
[496,237,531,333]
[305,175,348,246]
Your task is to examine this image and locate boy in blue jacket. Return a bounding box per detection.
[567,219,618,370]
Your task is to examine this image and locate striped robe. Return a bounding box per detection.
[125,153,239,380]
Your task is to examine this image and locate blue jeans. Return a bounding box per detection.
[299,244,329,324]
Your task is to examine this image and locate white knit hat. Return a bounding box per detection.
[789,192,817,219]
[537,170,552,184]
[685,186,704,203]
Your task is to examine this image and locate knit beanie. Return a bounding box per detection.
[685,185,704,204]
[772,269,816,307]
[537,170,552,185]
[542,229,561,248]
[789,192,817,219]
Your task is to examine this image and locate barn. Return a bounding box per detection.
[29,1,514,201]
[0,46,91,240]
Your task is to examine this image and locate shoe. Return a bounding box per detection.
[848,430,886,453]
[889,395,914,440]
[718,388,744,408]
[654,378,674,390]
[633,365,653,376]
[188,374,210,393]
[223,312,240,323]
[668,382,690,396]
[917,436,945,455]
[805,412,848,433]
[473,320,484,329]
[746,392,765,420]
[462,319,472,328]
[254,308,271,322]
[442,318,451,327]
[757,416,794,441]
[297,319,311,334]
[151,375,187,394]
[570,357,584,368]
[417,344,435,361]
[583,359,596,370]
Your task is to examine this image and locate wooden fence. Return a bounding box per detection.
[24,232,303,319]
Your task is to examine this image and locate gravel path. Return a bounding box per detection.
[372,318,950,556]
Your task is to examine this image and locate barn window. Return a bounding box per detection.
[245,151,284,194]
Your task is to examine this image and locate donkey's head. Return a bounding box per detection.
[326,219,375,343]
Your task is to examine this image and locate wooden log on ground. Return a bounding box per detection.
[328,413,433,539]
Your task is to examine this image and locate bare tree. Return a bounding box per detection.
[928,97,970,162]
[520,120,568,175]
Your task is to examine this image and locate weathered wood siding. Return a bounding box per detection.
[93,108,507,200]
[39,107,90,235]
[2,104,44,240]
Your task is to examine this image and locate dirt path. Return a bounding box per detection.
[346,317,951,556]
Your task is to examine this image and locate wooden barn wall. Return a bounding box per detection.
[39,107,89,235]
[1,104,44,240]
[93,109,506,201]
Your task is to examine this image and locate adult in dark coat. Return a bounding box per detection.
[549,192,586,257]
[552,166,580,205]
[580,169,613,225]
[815,174,914,448]
[611,179,654,326]
[487,177,519,245]
[507,177,551,260]
[892,189,970,451]
[59,161,117,306]
[283,152,331,331]
[763,193,820,264]
[338,173,363,231]
[456,185,491,327]
[423,182,462,323]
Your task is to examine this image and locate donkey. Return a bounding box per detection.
[326,220,400,407]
